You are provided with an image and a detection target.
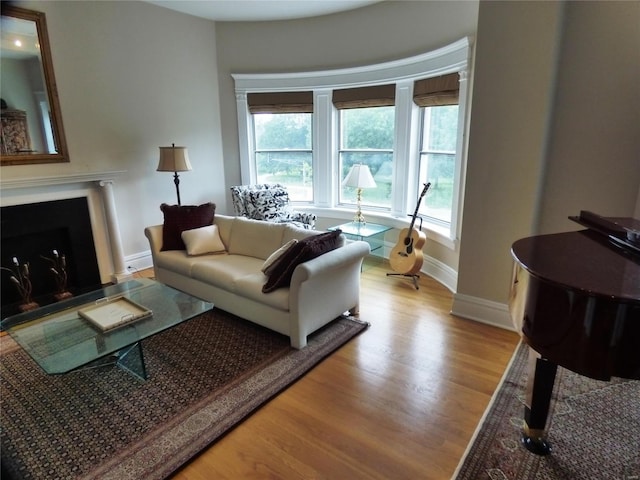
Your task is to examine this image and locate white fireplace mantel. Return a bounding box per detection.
[0,171,126,190]
[0,171,131,284]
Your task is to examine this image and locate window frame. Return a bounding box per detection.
[233,37,472,248]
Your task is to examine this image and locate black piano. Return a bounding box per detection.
[509,211,640,455]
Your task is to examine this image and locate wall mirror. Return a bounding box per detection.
[0,4,69,166]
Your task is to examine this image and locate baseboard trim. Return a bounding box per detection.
[124,250,153,274]
[421,255,457,293]
[451,293,515,331]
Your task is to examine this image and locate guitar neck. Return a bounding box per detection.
[406,183,430,235]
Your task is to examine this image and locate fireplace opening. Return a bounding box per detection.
[1,198,102,319]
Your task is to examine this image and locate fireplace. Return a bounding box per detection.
[1,198,102,317]
[0,171,131,321]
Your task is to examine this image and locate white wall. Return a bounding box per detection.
[536,0,640,233]
[5,0,225,262]
[454,0,640,328]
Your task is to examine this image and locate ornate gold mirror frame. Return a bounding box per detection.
[1,4,69,166]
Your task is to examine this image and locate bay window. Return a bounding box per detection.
[233,37,471,246]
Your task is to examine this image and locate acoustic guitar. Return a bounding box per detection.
[389,182,431,275]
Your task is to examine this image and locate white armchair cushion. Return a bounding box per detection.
[181,224,226,256]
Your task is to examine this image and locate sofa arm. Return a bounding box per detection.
[144,224,164,255]
[288,241,370,348]
[291,241,370,283]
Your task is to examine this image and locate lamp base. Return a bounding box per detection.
[354,188,366,224]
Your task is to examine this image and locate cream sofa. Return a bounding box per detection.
[144,214,370,348]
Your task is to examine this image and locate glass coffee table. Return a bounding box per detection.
[1,279,212,381]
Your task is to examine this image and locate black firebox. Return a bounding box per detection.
[1,197,102,318]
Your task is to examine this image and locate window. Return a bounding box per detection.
[333,84,396,210]
[253,113,313,201]
[338,106,395,209]
[233,37,471,245]
[418,105,459,224]
[248,91,313,202]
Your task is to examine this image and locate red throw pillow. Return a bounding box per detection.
[262,230,342,293]
[160,203,216,251]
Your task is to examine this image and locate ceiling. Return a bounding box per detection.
[1,15,39,59]
[143,0,382,22]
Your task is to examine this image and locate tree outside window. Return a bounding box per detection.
[253,113,313,201]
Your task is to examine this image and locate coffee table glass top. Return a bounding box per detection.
[2,279,213,375]
[329,221,392,238]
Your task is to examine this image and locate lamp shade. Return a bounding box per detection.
[157,144,192,172]
[342,164,377,189]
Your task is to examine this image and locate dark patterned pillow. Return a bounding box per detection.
[160,202,216,251]
[247,188,289,221]
[262,230,342,293]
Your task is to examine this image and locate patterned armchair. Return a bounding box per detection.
[230,184,316,229]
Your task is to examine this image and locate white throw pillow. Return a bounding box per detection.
[181,224,226,256]
[261,239,298,273]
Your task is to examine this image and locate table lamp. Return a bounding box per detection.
[342,164,377,223]
[157,143,192,205]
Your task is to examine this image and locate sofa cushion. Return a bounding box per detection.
[262,239,298,274]
[160,203,215,251]
[234,273,290,311]
[154,250,202,277]
[181,224,226,256]
[262,229,342,293]
[212,215,234,248]
[227,217,285,259]
[191,254,264,290]
[282,223,321,244]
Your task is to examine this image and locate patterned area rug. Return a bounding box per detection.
[454,342,640,480]
[0,309,368,480]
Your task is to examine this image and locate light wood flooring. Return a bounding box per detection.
[138,259,520,479]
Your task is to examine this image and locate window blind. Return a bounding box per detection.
[332,84,396,109]
[247,91,313,113]
[413,73,459,107]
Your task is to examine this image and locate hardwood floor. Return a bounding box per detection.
[139,259,520,479]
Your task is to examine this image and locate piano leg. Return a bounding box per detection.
[522,347,558,455]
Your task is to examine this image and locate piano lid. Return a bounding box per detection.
[511,228,640,303]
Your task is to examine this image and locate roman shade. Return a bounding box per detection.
[247,92,313,113]
[413,73,459,107]
[332,84,396,109]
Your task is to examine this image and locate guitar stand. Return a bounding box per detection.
[386,212,424,290]
[386,272,420,290]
